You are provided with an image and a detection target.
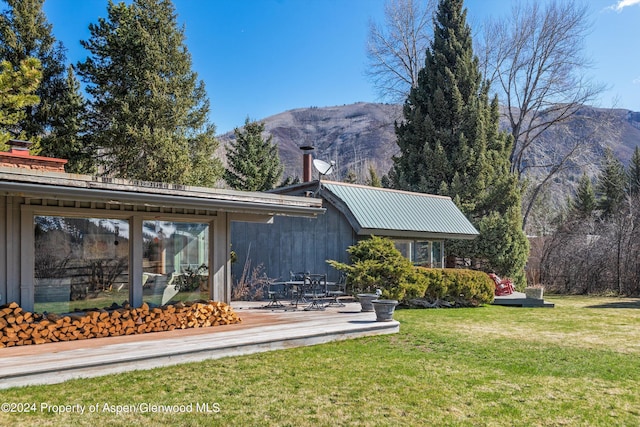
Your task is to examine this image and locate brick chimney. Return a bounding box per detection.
[299,144,314,182]
[0,139,67,172]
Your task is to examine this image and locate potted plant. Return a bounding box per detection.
[327,236,413,313]
[355,294,378,312]
[524,284,544,300]
[371,298,399,321]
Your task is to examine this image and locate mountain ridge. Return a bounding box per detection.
[218,102,640,186]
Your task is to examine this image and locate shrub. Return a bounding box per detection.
[328,237,494,306]
[327,236,415,300]
[417,268,494,306]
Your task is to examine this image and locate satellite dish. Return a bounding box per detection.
[313,158,335,176]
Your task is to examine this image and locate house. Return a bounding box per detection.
[231,152,479,283]
[0,140,324,313]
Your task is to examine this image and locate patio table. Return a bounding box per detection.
[263,279,336,309]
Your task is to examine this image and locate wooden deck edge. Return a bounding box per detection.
[0,319,399,390]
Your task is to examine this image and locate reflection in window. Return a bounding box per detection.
[414,241,431,265]
[393,239,444,268]
[394,241,411,260]
[34,216,130,313]
[142,221,209,306]
[431,241,443,268]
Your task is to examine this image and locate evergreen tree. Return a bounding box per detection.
[0,57,40,144]
[0,0,74,153]
[381,174,391,188]
[389,0,528,284]
[77,0,222,186]
[46,66,94,173]
[224,118,283,191]
[278,175,300,188]
[627,146,640,196]
[571,173,596,219]
[596,148,626,219]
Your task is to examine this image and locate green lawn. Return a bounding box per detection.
[1,296,639,426]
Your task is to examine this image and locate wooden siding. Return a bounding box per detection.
[231,202,355,283]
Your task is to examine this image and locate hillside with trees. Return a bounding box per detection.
[533,147,640,295]
[219,104,640,196]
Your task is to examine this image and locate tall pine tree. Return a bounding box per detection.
[0,57,40,144]
[224,118,283,191]
[627,146,640,196]
[47,66,94,173]
[0,0,79,155]
[596,148,626,219]
[571,173,596,219]
[390,0,528,284]
[77,0,222,186]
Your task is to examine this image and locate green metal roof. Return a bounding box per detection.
[321,182,479,240]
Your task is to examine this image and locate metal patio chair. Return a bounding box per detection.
[325,274,347,307]
[302,274,327,311]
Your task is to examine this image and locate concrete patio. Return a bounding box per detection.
[0,301,399,390]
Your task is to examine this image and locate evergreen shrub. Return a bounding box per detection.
[327,236,414,301]
[328,237,494,306]
[417,268,494,306]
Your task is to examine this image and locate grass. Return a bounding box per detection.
[1,296,640,426]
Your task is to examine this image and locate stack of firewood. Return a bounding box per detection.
[0,300,241,348]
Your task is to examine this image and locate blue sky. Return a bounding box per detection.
[40,0,640,134]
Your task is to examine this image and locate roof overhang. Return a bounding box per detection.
[0,169,325,218]
[355,228,479,240]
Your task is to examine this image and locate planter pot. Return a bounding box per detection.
[357,293,379,312]
[525,287,544,300]
[371,299,398,322]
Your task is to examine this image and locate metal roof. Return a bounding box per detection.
[320,181,479,240]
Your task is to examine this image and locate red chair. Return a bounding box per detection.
[489,273,514,296]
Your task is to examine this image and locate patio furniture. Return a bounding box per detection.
[284,271,309,306]
[264,282,287,308]
[325,274,347,307]
[302,274,327,311]
[161,273,181,305]
[489,273,514,296]
[289,271,308,301]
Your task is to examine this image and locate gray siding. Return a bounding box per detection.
[1,195,22,306]
[231,202,355,283]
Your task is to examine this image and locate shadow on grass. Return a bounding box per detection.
[586,300,640,309]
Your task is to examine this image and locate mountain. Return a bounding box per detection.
[218,102,640,186]
[218,102,402,182]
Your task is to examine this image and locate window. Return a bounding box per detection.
[142,221,209,306]
[393,240,412,260]
[431,241,443,268]
[414,241,431,266]
[393,239,444,267]
[33,216,211,313]
[34,216,130,313]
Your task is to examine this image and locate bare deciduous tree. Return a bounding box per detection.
[539,191,640,295]
[365,0,436,103]
[480,0,607,229]
[520,110,616,233]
